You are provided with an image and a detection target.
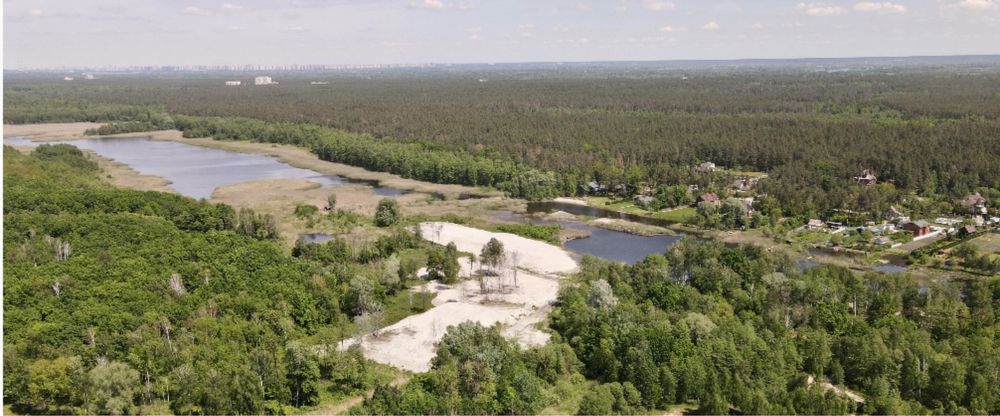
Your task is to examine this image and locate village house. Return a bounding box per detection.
[901,220,931,237]
[694,162,716,173]
[807,219,824,230]
[959,193,988,215]
[696,192,721,207]
[959,224,978,237]
[731,177,759,193]
[853,169,877,186]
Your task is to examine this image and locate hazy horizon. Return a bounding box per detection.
[5,0,1000,69]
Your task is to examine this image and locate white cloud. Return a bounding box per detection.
[659,25,675,32]
[221,3,243,11]
[702,21,720,30]
[796,2,847,16]
[182,6,211,16]
[413,0,445,9]
[751,22,764,29]
[854,2,907,14]
[643,0,676,11]
[283,26,308,32]
[225,25,242,32]
[577,3,593,12]
[468,33,482,41]
[28,9,44,17]
[958,0,998,10]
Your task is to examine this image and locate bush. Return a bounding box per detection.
[374,199,400,227]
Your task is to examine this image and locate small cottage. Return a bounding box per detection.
[959,225,977,237]
[853,169,877,186]
[901,220,931,237]
[696,192,721,206]
[959,193,988,215]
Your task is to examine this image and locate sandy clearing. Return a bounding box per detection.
[552,197,588,206]
[419,222,578,275]
[342,222,577,372]
[344,260,560,372]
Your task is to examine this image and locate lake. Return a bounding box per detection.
[3,136,406,200]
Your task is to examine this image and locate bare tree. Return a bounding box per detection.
[52,279,62,297]
[160,317,174,352]
[168,273,186,296]
[47,236,72,261]
[510,251,521,288]
[433,223,444,242]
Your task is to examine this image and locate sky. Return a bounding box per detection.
[3,0,1000,68]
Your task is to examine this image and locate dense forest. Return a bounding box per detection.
[4,143,999,414]
[5,67,1000,217]
[1,144,432,414]
[354,241,1000,415]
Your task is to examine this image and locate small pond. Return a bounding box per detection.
[873,264,908,273]
[497,211,683,264]
[299,233,335,244]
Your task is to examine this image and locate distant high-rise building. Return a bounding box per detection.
[225,81,242,86]
[254,76,275,85]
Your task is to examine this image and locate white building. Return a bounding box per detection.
[254,76,275,85]
[225,81,242,86]
[63,76,74,81]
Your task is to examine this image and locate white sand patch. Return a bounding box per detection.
[553,197,588,206]
[419,222,578,275]
[341,223,577,372]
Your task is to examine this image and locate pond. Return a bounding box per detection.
[873,263,908,273]
[299,233,334,244]
[3,136,407,200]
[496,211,683,264]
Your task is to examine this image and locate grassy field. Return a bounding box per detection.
[969,232,1000,254]
[585,196,698,223]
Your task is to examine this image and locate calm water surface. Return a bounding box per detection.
[496,211,682,264]
[3,136,405,200]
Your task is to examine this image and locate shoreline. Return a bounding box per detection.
[3,123,500,200]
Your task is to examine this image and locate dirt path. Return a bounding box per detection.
[306,375,410,416]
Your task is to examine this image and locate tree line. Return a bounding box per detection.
[5,69,999,216]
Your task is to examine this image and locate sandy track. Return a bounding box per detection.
[342,222,578,372]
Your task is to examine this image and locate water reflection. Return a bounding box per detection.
[299,233,334,244]
[3,136,408,200]
[497,211,682,264]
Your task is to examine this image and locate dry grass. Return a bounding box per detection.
[89,151,175,193]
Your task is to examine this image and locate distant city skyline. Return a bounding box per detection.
[4,0,1000,69]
